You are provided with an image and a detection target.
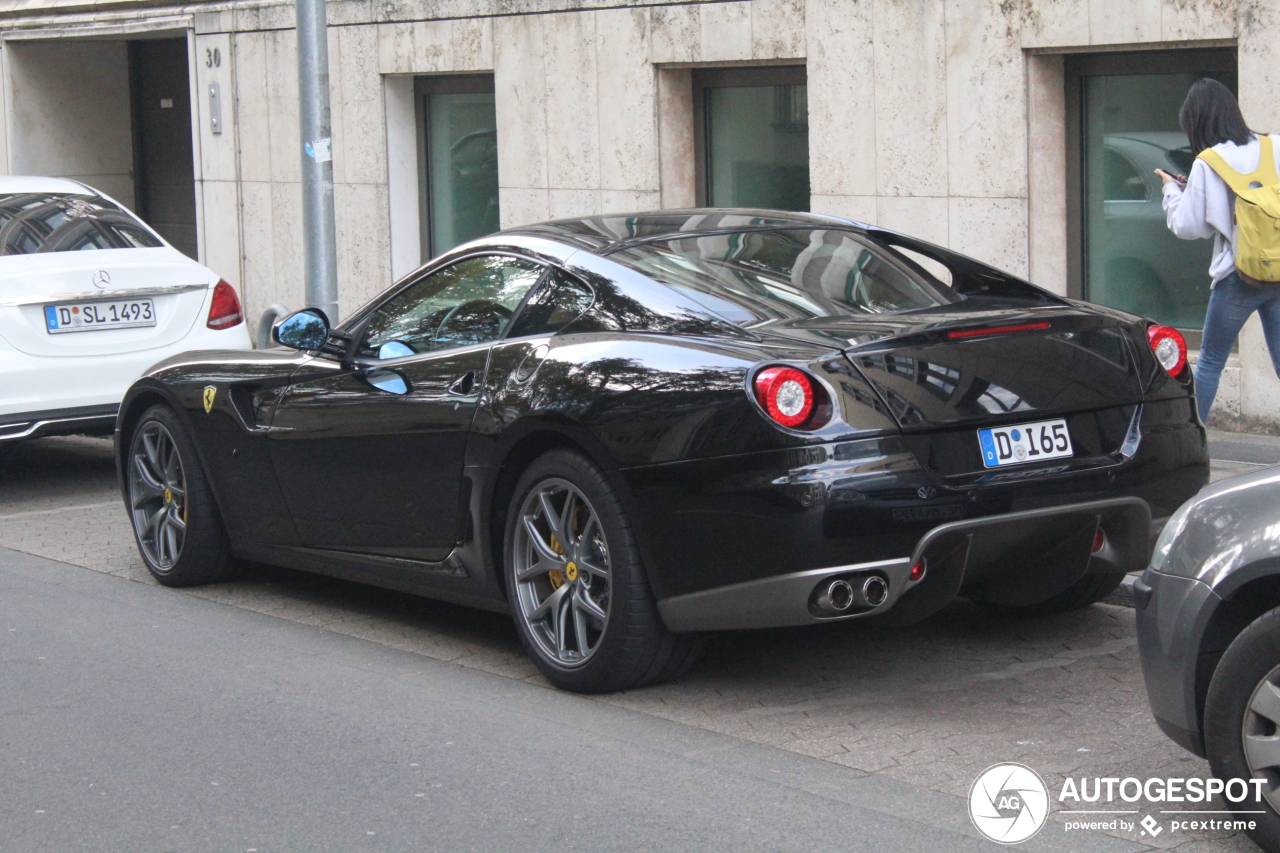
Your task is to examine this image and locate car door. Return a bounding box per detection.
[268,254,548,556]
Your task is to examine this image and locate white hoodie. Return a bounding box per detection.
[1162,132,1280,285]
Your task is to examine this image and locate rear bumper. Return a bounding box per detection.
[658,497,1151,631]
[0,323,251,422]
[0,403,118,441]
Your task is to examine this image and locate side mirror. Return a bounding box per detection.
[272,308,330,351]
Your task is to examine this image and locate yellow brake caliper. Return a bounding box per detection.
[547,531,566,590]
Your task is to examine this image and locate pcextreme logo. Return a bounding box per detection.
[969,763,1050,844]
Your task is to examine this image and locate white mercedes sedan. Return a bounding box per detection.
[0,177,251,442]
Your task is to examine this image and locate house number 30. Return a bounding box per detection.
[205,48,221,68]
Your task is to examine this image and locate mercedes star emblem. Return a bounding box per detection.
[92,270,111,289]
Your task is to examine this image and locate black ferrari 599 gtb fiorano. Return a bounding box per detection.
[116,210,1208,692]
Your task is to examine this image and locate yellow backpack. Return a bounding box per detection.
[1198,133,1280,285]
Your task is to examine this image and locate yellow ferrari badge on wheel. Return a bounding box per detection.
[203,385,217,413]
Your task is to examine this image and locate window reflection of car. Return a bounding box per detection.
[1098,132,1209,327]
[448,128,498,241]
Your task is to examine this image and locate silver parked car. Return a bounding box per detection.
[1137,466,1280,851]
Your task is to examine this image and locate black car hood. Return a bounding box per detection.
[752,303,1146,431]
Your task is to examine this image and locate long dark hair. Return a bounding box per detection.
[1180,78,1254,154]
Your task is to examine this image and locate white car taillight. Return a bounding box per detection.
[207,280,243,330]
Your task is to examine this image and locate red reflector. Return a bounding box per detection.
[753,366,816,428]
[947,321,1050,340]
[207,279,243,330]
[1147,324,1188,379]
[909,559,927,582]
[1092,527,1107,554]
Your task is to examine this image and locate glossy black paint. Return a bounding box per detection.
[116,209,1210,622]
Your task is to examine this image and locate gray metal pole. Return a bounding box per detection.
[296,0,339,323]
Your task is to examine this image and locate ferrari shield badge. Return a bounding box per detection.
[203,385,217,414]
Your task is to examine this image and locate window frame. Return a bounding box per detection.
[1064,47,1237,342]
[414,74,499,261]
[691,65,808,208]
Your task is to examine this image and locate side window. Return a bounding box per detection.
[506,270,594,338]
[358,255,545,359]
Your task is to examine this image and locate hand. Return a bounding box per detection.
[1155,168,1187,187]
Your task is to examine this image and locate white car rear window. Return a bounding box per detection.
[0,193,163,255]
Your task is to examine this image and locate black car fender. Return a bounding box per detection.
[471,412,677,601]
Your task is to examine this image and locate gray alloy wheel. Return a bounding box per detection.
[1243,663,1280,813]
[128,420,188,570]
[511,477,612,667]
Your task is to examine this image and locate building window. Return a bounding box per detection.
[1067,49,1236,333]
[416,75,499,257]
[693,66,809,211]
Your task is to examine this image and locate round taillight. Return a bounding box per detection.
[1147,325,1187,378]
[754,366,820,428]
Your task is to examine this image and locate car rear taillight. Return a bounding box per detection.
[1147,324,1187,379]
[207,279,243,330]
[753,366,829,429]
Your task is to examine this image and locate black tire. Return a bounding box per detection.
[973,571,1127,617]
[125,404,240,587]
[503,449,700,693]
[1205,607,1280,853]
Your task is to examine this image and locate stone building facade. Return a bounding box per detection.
[1,0,1276,427]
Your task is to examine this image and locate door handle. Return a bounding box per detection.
[448,371,476,396]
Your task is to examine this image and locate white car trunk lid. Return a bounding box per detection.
[0,249,211,356]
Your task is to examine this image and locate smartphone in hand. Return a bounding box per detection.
[1155,168,1188,187]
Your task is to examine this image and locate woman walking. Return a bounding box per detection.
[1159,78,1280,424]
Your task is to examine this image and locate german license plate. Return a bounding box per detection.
[978,418,1073,468]
[44,299,156,334]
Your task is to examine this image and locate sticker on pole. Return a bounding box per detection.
[304,137,332,163]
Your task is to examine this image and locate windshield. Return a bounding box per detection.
[0,193,163,255]
[606,229,958,325]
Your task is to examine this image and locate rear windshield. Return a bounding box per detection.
[0,193,163,255]
[606,229,958,325]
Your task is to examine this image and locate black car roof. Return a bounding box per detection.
[500,208,868,253]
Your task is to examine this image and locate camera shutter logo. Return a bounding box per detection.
[969,763,1050,844]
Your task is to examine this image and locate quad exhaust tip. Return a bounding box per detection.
[814,575,889,614]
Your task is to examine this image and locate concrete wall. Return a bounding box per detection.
[2,0,1273,425]
[5,38,135,208]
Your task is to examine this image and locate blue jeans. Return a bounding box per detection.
[1194,271,1280,423]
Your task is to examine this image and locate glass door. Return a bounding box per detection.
[417,76,500,257]
[1068,50,1236,332]
[694,66,810,211]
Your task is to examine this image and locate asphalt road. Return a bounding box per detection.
[2,431,1276,852]
[0,548,1145,853]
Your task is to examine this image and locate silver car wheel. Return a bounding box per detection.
[1243,662,1280,812]
[512,478,611,667]
[128,421,187,570]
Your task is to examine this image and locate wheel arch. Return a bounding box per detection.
[481,418,662,601]
[115,383,226,524]
[1195,561,1280,735]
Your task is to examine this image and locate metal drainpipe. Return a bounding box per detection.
[296,0,339,323]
